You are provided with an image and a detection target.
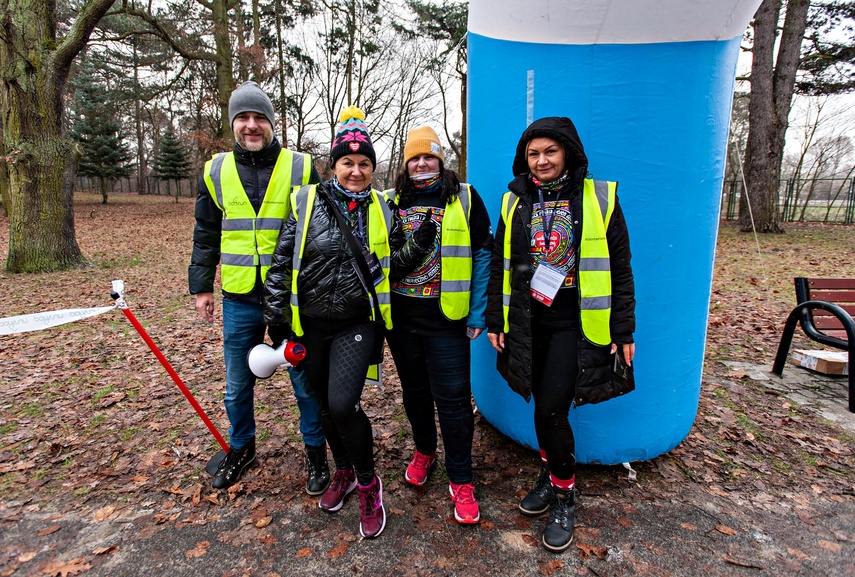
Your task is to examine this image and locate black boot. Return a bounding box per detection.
[305,443,331,496]
[212,437,256,490]
[519,464,553,516]
[542,489,576,552]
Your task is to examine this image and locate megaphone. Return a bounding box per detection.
[247,340,307,379]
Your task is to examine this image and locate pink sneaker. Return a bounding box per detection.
[319,468,357,512]
[404,450,436,486]
[357,476,386,538]
[449,482,480,524]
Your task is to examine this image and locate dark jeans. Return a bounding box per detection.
[387,329,474,484]
[221,298,324,449]
[297,317,376,485]
[530,326,580,481]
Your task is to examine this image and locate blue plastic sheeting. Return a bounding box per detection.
[468,34,742,464]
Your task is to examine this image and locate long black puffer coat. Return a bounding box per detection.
[263,181,428,329]
[485,116,636,405]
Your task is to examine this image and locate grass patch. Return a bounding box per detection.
[93,385,116,402]
[0,421,18,435]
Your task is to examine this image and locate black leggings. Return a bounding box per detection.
[530,327,580,481]
[297,317,376,485]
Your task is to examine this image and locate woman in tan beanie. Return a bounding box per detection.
[385,126,493,524]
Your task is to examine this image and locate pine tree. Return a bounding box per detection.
[152,126,193,202]
[69,64,135,204]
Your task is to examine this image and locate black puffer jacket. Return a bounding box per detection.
[263,181,429,329]
[485,117,636,404]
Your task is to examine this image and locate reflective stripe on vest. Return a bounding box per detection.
[288,185,394,337]
[385,183,473,320]
[204,149,313,294]
[500,179,616,345]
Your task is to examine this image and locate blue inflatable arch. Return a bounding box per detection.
[468,0,764,464]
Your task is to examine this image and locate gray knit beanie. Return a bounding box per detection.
[228,81,275,130]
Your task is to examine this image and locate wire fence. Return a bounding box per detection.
[721,177,855,224]
[75,176,196,198]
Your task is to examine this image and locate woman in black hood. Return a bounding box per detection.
[486,116,636,552]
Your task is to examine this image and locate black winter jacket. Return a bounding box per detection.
[485,117,636,404]
[188,138,321,303]
[263,181,429,330]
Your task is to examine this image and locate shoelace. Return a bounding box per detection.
[412,452,433,469]
[331,470,351,491]
[453,484,476,504]
[362,489,379,513]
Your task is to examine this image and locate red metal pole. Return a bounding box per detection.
[117,306,229,452]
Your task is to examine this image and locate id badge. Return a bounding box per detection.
[530,262,564,306]
[365,252,385,287]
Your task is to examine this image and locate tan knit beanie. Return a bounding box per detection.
[403,126,444,165]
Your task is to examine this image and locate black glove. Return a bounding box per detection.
[267,324,289,349]
[413,208,438,249]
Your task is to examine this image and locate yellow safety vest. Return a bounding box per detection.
[204,149,312,294]
[288,184,394,337]
[385,184,473,320]
[500,179,616,345]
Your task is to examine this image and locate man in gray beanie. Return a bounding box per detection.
[189,81,331,494]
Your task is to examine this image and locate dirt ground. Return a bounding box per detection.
[0,193,853,577]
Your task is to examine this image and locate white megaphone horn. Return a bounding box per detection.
[247,340,307,379]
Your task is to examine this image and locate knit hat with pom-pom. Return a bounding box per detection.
[330,106,376,168]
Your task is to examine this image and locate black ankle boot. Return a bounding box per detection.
[305,443,331,495]
[212,437,256,490]
[519,464,553,516]
[542,489,576,552]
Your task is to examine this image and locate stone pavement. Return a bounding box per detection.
[722,359,854,434]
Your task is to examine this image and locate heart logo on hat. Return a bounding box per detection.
[348,142,360,151]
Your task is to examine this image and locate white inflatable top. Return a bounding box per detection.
[468,0,763,44]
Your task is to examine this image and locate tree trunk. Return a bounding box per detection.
[2,69,85,272]
[459,69,467,180]
[212,0,236,140]
[738,0,810,233]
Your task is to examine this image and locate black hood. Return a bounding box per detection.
[511,117,588,184]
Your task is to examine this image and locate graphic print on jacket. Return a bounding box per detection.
[530,199,576,288]
[391,206,444,297]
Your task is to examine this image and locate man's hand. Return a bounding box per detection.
[195,292,215,323]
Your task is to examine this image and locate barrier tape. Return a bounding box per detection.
[0,306,115,336]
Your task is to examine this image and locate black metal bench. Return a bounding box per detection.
[772,277,855,413]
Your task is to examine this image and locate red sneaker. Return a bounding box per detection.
[404,450,436,486]
[319,468,356,512]
[449,482,480,524]
[357,476,386,538]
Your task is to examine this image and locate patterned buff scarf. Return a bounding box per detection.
[330,177,372,234]
[411,173,442,193]
[530,170,571,194]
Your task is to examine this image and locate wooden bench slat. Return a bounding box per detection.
[810,290,855,303]
[812,305,855,317]
[808,278,855,289]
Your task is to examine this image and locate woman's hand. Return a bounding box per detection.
[466,327,483,340]
[488,331,505,352]
[610,342,635,366]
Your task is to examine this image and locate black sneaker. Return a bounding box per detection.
[305,443,331,496]
[542,490,575,552]
[519,465,553,516]
[212,438,256,490]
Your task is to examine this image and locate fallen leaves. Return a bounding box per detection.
[184,541,210,559]
[39,558,92,577]
[715,525,739,536]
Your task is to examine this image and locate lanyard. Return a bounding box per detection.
[536,188,563,253]
[355,207,367,247]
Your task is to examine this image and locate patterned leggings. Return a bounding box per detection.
[298,317,376,485]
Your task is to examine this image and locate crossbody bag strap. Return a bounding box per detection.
[320,187,383,320]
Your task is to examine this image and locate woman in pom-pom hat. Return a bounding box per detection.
[263,106,430,538]
[384,125,492,525]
